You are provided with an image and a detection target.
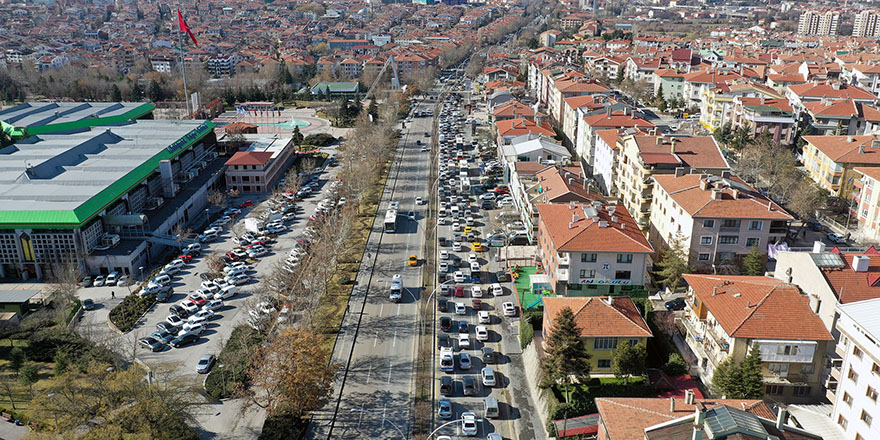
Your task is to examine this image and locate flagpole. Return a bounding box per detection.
[176,6,191,116]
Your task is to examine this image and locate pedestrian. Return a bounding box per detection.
[111,291,115,299]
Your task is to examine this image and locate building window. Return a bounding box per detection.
[749,220,763,230]
[746,238,760,247]
[581,253,597,262]
[849,368,860,383]
[597,359,612,369]
[792,386,811,396]
[777,345,798,356]
[844,392,854,406]
[873,363,880,376]
[861,410,873,427]
[617,254,633,263]
[698,253,710,261]
[766,385,784,395]
[868,386,878,402]
[579,269,595,279]
[719,236,739,245]
[839,415,848,430]
[615,271,631,280]
[703,219,715,228]
[801,364,814,375]
[700,236,713,245]
[854,346,864,359]
[769,363,789,377]
[721,219,741,228]
[856,434,864,440]
[594,337,618,350]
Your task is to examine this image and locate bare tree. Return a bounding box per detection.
[207,190,228,213]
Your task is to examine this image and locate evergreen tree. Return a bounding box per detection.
[712,356,742,398]
[541,307,591,403]
[655,232,692,292]
[612,340,647,384]
[109,84,122,102]
[713,122,733,145]
[739,348,765,399]
[147,80,163,102]
[368,99,379,122]
[742,247,765,276]
[130,81,144,101]
[292,126,304,145]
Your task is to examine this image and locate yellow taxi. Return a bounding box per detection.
[408,255,418,266]
[463,226,473,235]
[472,242,483,252]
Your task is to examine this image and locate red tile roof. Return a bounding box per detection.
[496,118,555,137]
[631,135,728,169]
[683,274,832,341]
[804,135,880,164]
[225,151,273,166]
[788,82,877,100]
[537,203,653,253]
[652,174,792,220]
[814,250,880,304]
[543,296,652,339]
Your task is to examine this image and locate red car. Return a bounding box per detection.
[177,254,193,263]
[225,251,241,261]
[472,299,483,311]
[454,286,465,297]
[248,240,268,247]
[187,296,207,306]
[239,200,254,208]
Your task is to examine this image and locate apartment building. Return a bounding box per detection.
[223,135,295,194]
[575,108,654,173]
[830,298,880,440]
[653,69,686,102]
[785,82,877,119]
[624,57,662,87]
[729,97,796,145]
[850,64,880,97]
[699,83,783,131]
[854,10,880,37]
[615,134,729,230]
[798,10,840,36]
[682,71,744,107]
[650,173,792,268]
[680,274,832,403]
[543,296,651,375]
[801,135,880,199]
[536,202,653,296]
[854,168,880,242]
[546,76,610,125]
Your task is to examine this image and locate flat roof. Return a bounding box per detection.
[0,102,155,136]
[839,297,880,344]
[0,119,215,228]
[0,290,39,303]
[241,134,291,161]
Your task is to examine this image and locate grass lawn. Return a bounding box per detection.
[0,341,55,414]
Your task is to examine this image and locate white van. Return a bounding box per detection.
[215,285,239,300]
[484,397,500,419]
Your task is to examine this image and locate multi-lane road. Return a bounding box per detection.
[308,97,435,439]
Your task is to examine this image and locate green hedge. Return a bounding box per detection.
[548,378,654,420]
[204,325,266,400]
[303,133,336,147]
[109,293,156,333]
[64,299,82,325]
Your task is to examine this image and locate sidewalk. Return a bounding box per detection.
[0,421,28,440]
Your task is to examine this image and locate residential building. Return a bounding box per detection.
[854,10,880,38]
[798,10,839,36]
[802,99,880,136]
[785,82,877,119]
[616,134,729,229]
[536,202,653,296]
[595,396,784,440]
[547,77,610,126]
[495,118,555,145]
[729,97,797,145]
[653,69,687,102]
[543,296,651,374]
[224,135,295,193]
[561,95,628,150]
[849,64,880,97]
[682,71,744,107]
[208,55,237,77]
[829,298,880,440]
[624,57,661,87]
[499,135,570,170]
[699,82,783,131]
[576,109,655,173]
[680,274,833,403]
[854,168,880,242]
[650,173,793,268]
[801,135,880,199]
[491,100,543,122]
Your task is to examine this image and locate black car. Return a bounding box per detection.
[81,298,95,311]
[665,298,687,311]
[138,337,165,352]
[438,298,448,312]
[437,333,452,350]
[482,346,498,364]
[440,316,453,332]
[169,304,190,318]
[170,333,200,348]
[156,321,180,334]
[462,376,478,396]
[496,271,510,282]
[151,329,177,344]
[440,376,454,396]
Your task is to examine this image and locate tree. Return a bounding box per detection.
[239,328,338,418]
[655,232,691,292]
[713,122,733,145]
[10,346,24,371]
[130,81,144,101]
[18,361,39,393]
[206,190,227,213]
[742,247,764,276]
[148,79,163,102]
[711,356,742,398]
[739,348,765,399]
[291,125,304,145]
[663,353,688,376]
[109,84,122,102]
[612,340,647,384]
[540,307,591,403]
[0,372,18,410]
[53,351,69,377]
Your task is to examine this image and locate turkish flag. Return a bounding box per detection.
[178,10,198,46]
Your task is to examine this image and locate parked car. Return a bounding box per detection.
[138,337,165,352]
[81,298,95,311]
[481,367,497,387]
[440,376,454,396]
[827,232,846,243]
[665,298,686,311]
[502,302,517,317]
[196,354,216,374]
[438,398,453,419]
[462,377,478,396]
[459,352,472,369]
[170,333,199,348]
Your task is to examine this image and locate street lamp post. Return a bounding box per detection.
[138,266,144,282]
[348,408,406,440]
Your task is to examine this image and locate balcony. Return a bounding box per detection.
[719,226,740,233]
[557,253,570,267]
[556,267,569,282]
[826,387,838,403]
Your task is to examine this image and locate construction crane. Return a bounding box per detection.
[365,55,401,99]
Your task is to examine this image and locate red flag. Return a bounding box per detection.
[178,10,198,46]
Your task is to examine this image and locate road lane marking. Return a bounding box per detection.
[374,331,379,347]
[366,364,372,384]
[393,330,397,347]
[397,304,401,316]
[388,362,393,383]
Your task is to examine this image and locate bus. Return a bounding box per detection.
[384,209,398,233]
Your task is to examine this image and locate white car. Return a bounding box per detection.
[481,367,496,386]
[452,222,461,232]
[116,275,130,286]
[177,322,206,336]
[475,325,489,341]
[247,246,268,258]
[502,302,517,317]
[478,311,490,324]
[224,262,248,273]
[452,242,462,252]
[457,333,470,349]
[188,309,215,324]
[180,300,200,314]
[439,261,449,274]
[161,264,181,275]
[438,216,447,225]
[226,273,251,286]
[468,253,477,263]
[416,197,424,205]
[453,271,465,283]
[166,314,185,327]
[479,193,496,200]
[200,281,219,293]
[490,283,503,297]
[471,286,483,298]
[440,250,449,260]
[454,302,467,315]
[184,243,202,253]
[105,272,119,286]
[93,275,106,287]
[460,411,478,436]
[213,278,231,289]
[202,299,224,311]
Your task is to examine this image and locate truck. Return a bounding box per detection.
[389,274,403,302]
[244,218,264,235]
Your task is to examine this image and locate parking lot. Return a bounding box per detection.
[76,145,343,435]
[430,83,543,439]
